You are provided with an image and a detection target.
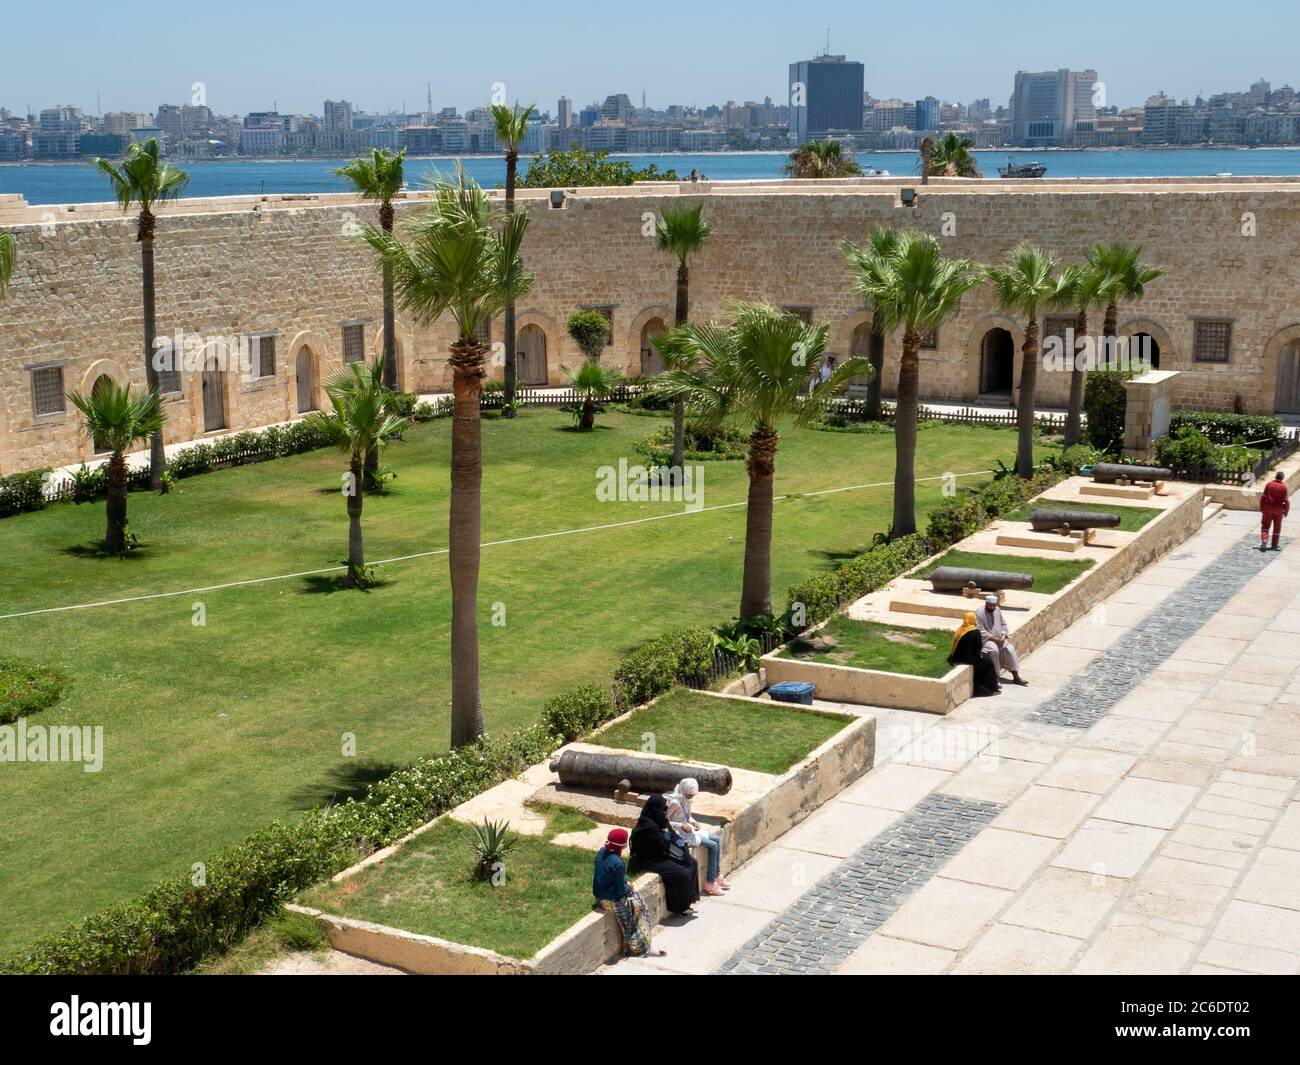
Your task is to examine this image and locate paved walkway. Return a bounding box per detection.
[598,511,1300,975]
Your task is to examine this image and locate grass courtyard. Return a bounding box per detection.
[0,407,1054,956]
[917,549,1094,595]
[780,616,955,677]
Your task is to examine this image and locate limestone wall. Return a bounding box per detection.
[4,176,1300,474]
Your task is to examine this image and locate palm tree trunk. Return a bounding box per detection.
[346,456,365,587]
[1064,307,1087,448]
[580,397,595,430]
[380,201,398,390]
[105,450,128,553]
[1016,319,1041,478]
[893,333,921,537]
[920,138,932,186]
[1103,302,1117,338]
[740,425,779,619]
[865,317,885,421]
[449,338,485,748]
[502,150,519,419]
[139,210,165,490]
[670,261,689,474]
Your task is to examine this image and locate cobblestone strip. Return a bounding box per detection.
[718,794,1002,974]
[1032,538,1278,729]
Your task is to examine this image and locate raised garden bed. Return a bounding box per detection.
[778,617,952,678]
[916,549,1094,594]
[1002,500,1163,532]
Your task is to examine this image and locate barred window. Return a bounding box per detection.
[920,328,939,349]
[475,316,492,346]
[32,365,65,416]
[342,323,365,363]
[251,334,276,378]
[580,305,615,345]
[782,305,814,325]
[157,366,181,394]
[1193,319,1232,363]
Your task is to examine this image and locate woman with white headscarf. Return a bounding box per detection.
[666,777,729,895]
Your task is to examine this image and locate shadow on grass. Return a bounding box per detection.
[60,542,153,562]
[289,758,405,810]
[556,424,615,434]
[299,571,396,594]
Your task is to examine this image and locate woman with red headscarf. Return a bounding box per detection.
[593,827,663,958]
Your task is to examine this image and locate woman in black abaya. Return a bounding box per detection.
[629,793,701,914]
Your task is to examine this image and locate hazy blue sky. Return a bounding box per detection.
[2,0,1296,117]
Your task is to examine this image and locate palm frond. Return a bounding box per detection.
[96,139,189,214]
[335,147,406,203]
[654,201,713,263]
[68,379,164,454]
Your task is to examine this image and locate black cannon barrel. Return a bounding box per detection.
[927,566,1034,592]
[1029,508,1123,531]
[1092,462,1171,483]
[549,749,732,795]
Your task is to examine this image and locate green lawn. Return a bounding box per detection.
[1004,500,1162,532]
[918,549,1093,595]
[594,687,849,774]
[780,616,954,677]
[0,408,1053,956]
[300,808,598,959]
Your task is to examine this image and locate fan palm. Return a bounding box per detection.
[1085,242,1164,339]
[304,358,409,588]
[984,243,1060,478]
[490,102,536,415]
[925,133,982,178]
[96,139,188,489]
[844,226,900,422]
[843,228,979,535]
[68,380,165,554]
[653,201,713,470]
[0,232,14,296]
[782,139,862,179]
[562,359,624,430]
[362,166,533,747]
[654,303,865,618]
[1053,264,1119,447]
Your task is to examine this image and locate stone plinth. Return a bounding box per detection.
[1122,370,1181,462]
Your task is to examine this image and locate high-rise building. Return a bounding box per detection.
[914,96,940,132]
[323,99,354,133]
[1009,69,1098,147]
[788,54,865,143]
[601,94,634,122]
[557,96,573,129]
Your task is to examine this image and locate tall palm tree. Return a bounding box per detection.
[782,139,863,178]
[97,139,188,490]
[68,380,164,554]
[1085,242,1164,340]
[0,232,14,296]
[1053,263,1118,448]
[305,358,409,588]
[843,228,978,535]
[985,243,1060,478]
[655,304,865,619]
[490,102,536,417]
[362,167,532,748]
[335,147,406,391]
[926,133,983,177]
[653,201,713,471]
[845,226,900,422]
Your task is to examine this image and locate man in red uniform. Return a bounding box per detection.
[1260,472,1289,551]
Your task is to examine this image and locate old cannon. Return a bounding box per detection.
[1092,462,1171,485]
[1028,508,1122,533]
[927,566,1034,594]
[549,749,732,796]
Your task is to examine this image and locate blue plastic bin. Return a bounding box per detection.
[769,681,815,705]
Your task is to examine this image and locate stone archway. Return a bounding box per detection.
[639,316,668,376]
[1119,317,1176,374]
[201,352,226,432]
[627,305,674,378]
[963,315,1024,404]
[295,345,319,413]
[514,310,562,387]
[1262,323,1300,415]
[90,374,114,453]
[517,323,549,385]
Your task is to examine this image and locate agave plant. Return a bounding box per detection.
[471,818,515,882]
[563,359,624,430]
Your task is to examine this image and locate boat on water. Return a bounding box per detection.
[998,157,1047,179]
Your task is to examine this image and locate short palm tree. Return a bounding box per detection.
[336,147,406,391]
[1053,263,1118,447]
[843,228,979,535]
[562,359,623,430]
[362,167,532,747]
[654,201,713,470]
[97,139,188,490]
[783,139,862,179]
[304,358,409,588]
[926,133,982,177]
[984,244,1060,478]
[0,232,14,296]
[655,304,865,619]
[1085,242,1164,339]
[490,102,536,416]
[68,380,164,554]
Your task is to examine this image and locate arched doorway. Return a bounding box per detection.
[91,375,113,453]
[295,346,318,413]
[1277,340,1300,415]
[850,319,884,390]
[202,355,225,431]
[1131,332,1160,371]
[640,317,667,376]
[979,328,1014,398]
[517,324,548,385]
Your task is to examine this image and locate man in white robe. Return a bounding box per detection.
[976,594,1026,685]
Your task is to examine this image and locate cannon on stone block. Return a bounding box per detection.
[549,749,732,796]
[1028,508,1122,533]
[927,566,1034,603]
[1092,462,1170,486]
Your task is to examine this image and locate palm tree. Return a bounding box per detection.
[843,228,979,535]
[68,380,164,554]
[1085,241,1164,340]
[844,226,900,422]
[985,243,1060,478]
[562,359,623,430]
[782,139,863,179]
[655,304,865,618]
[926,133,983,177]
[305,359,409,588]
[0,232,14,296]
[490,102,536,418]
[654,201,713,471]
[1053,263,1118,448]
[362,167,532,747]
[97,139,188,490]
[335,147,406,391]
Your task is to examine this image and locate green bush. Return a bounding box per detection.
[612,626,715,706]
[541,684,614,742]
[635,420,748,462]
[1168,411,1284,449]
[786,533,933,630]
[0,469,49,517]
[1084,368,1130,453]
[0,660,65,723]
[567,310,611,361]
[1156,426,1258,474]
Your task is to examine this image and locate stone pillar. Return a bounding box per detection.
[1122,369,1181,462]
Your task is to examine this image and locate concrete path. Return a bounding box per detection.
[597,510,1300,975]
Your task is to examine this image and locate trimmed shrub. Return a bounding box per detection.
[1169,411,1284,449]
[0,469,49,517]
[1083,368,1130,454]
[0,660,65,723]
[786,533,933,630]
[541,684,614,742]
[612,626,715,706]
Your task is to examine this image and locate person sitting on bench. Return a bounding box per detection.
[976,594,1027,686]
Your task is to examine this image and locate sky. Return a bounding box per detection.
[2,0,1297,118]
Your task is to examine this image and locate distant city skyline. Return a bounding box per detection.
[4,0,1299,117]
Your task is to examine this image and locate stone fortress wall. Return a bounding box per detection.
[3,173,1300,475]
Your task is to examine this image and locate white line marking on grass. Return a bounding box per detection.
[0,469,993,621]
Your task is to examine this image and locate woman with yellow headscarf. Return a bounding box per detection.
[948,611,1001,696]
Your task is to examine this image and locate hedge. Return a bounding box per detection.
[785,533,934,630]
[0,469,50,518]
[1168,411,1285,450]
